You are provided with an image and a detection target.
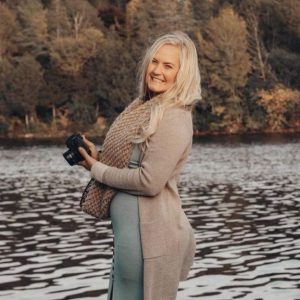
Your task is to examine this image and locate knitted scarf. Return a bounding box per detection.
[80,97,155,219]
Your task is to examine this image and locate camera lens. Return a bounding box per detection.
[63,133,88,166]
[63,149,77,166]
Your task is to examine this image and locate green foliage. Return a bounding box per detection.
[1,55,44,130]
[269,48,300,89]
[0,3,18,59]
[67,93,96,124]
[83,34,137,121]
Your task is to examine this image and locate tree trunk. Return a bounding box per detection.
[30,110,37,125]
[52,104,57,123]
[73,13,83,39]
[252,16,266,81]
[95,103,99,118]
[25,113,30,129]
[245,4,267,81]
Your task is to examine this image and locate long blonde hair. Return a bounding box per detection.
[133,31,201,147]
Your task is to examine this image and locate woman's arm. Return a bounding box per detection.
[90,108,192,197]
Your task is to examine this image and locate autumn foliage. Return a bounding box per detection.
[0,0,299,138]
[257,86,300,130]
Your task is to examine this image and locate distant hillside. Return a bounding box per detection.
[0,0,299,138]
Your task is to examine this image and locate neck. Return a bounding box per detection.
[144,90,160,101]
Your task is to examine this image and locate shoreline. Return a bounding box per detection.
[1,129,300,143]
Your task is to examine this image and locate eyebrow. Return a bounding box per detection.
[152,57,176,66]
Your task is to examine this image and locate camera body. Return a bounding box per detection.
[63,133,91,166]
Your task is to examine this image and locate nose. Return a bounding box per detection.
[152,63,162,75]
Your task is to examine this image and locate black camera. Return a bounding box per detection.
[63,133,91,166]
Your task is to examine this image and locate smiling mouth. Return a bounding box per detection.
[150,76,165,83]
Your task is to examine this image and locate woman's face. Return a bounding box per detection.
[146,44,180,95]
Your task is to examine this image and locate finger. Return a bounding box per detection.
[82,135,89,143]
[77,160,89,170]
[78,160,86,166]
[78,146,89,158]
[82,135,94,147]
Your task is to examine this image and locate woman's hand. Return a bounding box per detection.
[77,135,98,171]
[82,135,99,160]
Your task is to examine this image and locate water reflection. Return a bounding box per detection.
[0,135,300,300]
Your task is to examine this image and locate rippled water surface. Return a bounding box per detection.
[0,135,300,300]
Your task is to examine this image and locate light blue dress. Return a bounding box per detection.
[107,144,143,300]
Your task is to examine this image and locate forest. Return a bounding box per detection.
[0,0,299,138]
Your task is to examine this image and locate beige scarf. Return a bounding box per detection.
[80,97,155,219]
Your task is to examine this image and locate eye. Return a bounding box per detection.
[165,64,173,69]
[152,58,158,64]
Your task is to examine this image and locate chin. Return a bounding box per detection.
[151,89,164,94]
[148,85,166,94]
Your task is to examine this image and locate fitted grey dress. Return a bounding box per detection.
[107,144,143,300]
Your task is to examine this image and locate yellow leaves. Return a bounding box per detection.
[0,3,16,40]
[31,10,48,42]
[198,6,251,95]
[47,0,104,75]
[257,85,300,130]
[213,105,226,116]
[0,3,18,58]
[49,27,104,75]
[206,7,248,53]
[82,27,104,51]
[17,0,48,43]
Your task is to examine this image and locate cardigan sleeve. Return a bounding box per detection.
[90,108,192,197]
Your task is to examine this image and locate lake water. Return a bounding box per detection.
[0,134,300,300]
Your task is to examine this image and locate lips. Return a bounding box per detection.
[150,75,164,83]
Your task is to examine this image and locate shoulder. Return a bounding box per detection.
[162,107,193,132]
[152,107,193,144]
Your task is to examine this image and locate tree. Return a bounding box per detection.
[97,2,125,31]
[196,6,251,131]
[255,0,300,53]
[49,27,103,75]
[268,48,300,89]
[257,85,300,130]
[125,0,195,58]
[0,3,18,60]
[191,0,217,23]
[48,0,104,75]
[16,0,48,56]
[0,59,13,115]
[47,0,71,39]
[274,0,300,39]
[64,0,102,36]
[83,35,137,121]
[5,55,44,128]
[241,0,270,81]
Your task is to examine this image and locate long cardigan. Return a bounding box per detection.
[91,106,196,300]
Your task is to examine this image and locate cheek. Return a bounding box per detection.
[145,67,152,82]
[146,64,153,75]
[168,71,178,84]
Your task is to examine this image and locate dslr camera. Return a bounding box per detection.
[63,133,91,166]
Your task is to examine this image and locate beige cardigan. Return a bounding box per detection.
[91,106,196,300]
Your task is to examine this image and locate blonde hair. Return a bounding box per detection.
[133,31,201,147]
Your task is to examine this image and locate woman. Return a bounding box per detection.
[78,31,201,300]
